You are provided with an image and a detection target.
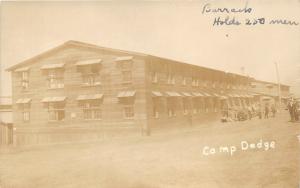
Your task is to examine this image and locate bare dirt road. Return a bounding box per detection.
[0,112,299,188]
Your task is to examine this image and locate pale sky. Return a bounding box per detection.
[1,1,300,96]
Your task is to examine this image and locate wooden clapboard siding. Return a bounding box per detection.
[9,41,264,145]
[11,44,149,145]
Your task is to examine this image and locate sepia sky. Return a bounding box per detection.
[1,1,300,96]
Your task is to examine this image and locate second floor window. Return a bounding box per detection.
[21,71,29,90]
[82,73,101,86]
[122,71,132,83]
[47,70,64,89]
[182,77,187,86]
[151,72,158,83]
[167,74,175,85]
[192,78,199,87]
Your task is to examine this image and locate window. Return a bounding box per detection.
[21,71,29,90]
[153,106,159,118]
[212,82,217,88]
[203,81,208,87]
[47,70,64,89]
[48,102,65,121]
[152,98,160,118]
[82,73,101,86]
[198,99,205,113]
[78,65,101,86]
[168,108,176,117]
[182,77,187,86]
[120,61,132,70]
[151,72,158,83]
[193,105,198,114]
[124,105,134,119]
[23,111,30,122]
[167,98,176,117]
[213,99,218,112]
[204,100,210,112]
[122,71,132,83]
[192,78,199,87]
[80,100,102,120]
[16,99,31,122]
[167,74,175,85]
[234,98,240,106]
[21,103,30,122]
[183,101,189,115]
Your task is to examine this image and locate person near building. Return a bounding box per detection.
[264,103,269,119]
[247,106,252,120]
[293,100,299,122]
[287,99,295,122]
[271,104,277,118]
[257,103,262,119]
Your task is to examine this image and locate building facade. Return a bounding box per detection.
[0,96,13,146]
[7,41,274,146]
[250,79,290,105]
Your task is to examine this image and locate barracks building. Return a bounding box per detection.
[6,41,284,146]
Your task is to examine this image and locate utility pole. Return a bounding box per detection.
[275,62,281,106]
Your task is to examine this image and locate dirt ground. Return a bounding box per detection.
[0,112,299,188]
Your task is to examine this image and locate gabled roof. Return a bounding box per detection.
[5,40,253,80]
[6,40,149,71]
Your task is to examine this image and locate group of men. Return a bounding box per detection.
[221,101,280,122]
[287,98,300,122]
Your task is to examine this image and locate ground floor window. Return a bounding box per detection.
[16,101,31,122]
[204,99,210,112]
[168,107,176,117]
[48,103,65,121]
[167,98,177,117]
[197,99,205,113]
[213,99,219,112]
[183,99,189,115]
[23,111,30,122]
[80,99,102,120]
[124,105,134,119]
[153,105,159,118]
[152,98,161,118]
[234,98,240,106]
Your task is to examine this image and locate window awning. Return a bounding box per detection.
[41,63,65,70]
[220,96,228,100]
[192,92,204,97]
[75,59,102,66]
[210,92,220,97]
[76,94,103,100]
[200,91,211,97]
[115,56,133,61]
[152,91,163,97]
[241,94,253,98]
[165,91,181,97]
[15,67,30,72]
[16,98,32,104]
[41,96,66,102]
[117,90,136,98]
[228,93,241,98]
[181,92,193,97]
